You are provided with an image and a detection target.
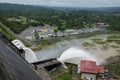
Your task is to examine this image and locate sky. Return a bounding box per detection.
[0,0,120,7]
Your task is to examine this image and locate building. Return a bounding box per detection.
[38,28,49,34]
[97,67,104,78]
[80,60,97,80]
[97,67,104,74]
[96,22,109,29]
[80,60,104,80]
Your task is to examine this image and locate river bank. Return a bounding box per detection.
[82,35,120,60]
[34,32,120,62]
[32,30,120,51]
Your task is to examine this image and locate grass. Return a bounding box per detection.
[23,41,31,47]
[108,65,120,76]
[7,17,38,25]
[32,39,62,51]
[101,45,108,50]
[117,50,120,53]
[41,39,61,47]
[107,39,120,45]
[7,17,27,25]
[82,42,95,47]
[111,45,119,48]
[91,38,109,44]
[0,25,31,47]
[107,35,120,39]
[40,42,52,47]
[114,40,120,45]
[107,35,120,45]
[0,25,16,40]
[54,72,72,80]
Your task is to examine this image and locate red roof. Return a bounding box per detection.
[97,67,104,74]
[80,60,97,74]
[80,60,104,74]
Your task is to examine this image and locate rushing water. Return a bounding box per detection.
[23,47,38,63]
[35,34,120,63]
[57,47,104,65]
[12,39,38,63]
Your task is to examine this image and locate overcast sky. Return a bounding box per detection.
[0,0,120,7]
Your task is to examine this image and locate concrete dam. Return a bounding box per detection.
[0,32,42,80]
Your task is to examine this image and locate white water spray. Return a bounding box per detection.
[23,47,38,63]
[58,47,104,66]
[12,39,37,63]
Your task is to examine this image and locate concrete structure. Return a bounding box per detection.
[80,60,104,80]
[12,39,38,63]
[96,22,109,29]
[0,32,42,80]
[33,58,61,80]
[81,73,96,80]
[80,60,97,80]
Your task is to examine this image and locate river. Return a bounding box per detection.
[35,34,120,62]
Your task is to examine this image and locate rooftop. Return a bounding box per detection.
[97,67,104,74]
[80,60,98,74]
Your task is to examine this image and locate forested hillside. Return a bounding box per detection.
[0,3,120,34]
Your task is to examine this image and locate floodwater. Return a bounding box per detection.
[35,34,120,63]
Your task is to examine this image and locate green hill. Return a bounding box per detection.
[0,3,120,34]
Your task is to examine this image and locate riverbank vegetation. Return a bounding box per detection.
[82,35,120,54]
[32,31,120,51]
[107,35,120,39]
[105,56,120,79]
[91,38,109,44]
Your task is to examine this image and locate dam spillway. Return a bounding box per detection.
[0,32,42,80]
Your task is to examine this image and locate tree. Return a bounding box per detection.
[53,29,58,38]
[34,30,39,41]
[58,26,66,33]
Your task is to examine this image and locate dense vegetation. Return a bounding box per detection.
[0,3,120,34]
[0,25,16,39]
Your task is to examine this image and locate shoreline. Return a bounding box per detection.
[32,30,120,51]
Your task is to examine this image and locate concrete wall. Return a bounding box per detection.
[0,32,42,80]
[81,73,96,80]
